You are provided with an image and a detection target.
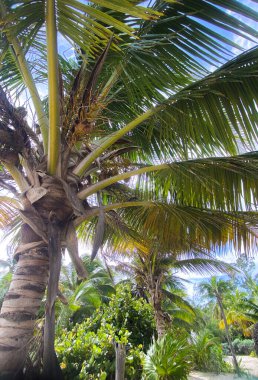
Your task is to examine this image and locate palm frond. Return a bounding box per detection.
[0,196,19,229]
[95,0,258,125]
[79,202,257,255]
[78,152,258,212]
[162,289,196,315]
[2,0,160,56]
[173,258,236,276]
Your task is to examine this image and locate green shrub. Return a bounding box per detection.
[232,338,254,355]
[192,331,231,373]
[56,284,154,379]
[56,313,145,380]
[142,332,193,380]
[208,346,232,373]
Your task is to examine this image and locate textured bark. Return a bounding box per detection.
[148,287,170,339]
[115,343,126,380]
[42,214,63,380]
[0,176,77,379]
[0,247,49,378]
[154,309,169,339]
[253,322,258,355]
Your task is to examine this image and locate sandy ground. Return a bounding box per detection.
[189,356,258,380]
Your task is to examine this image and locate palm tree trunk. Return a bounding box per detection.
[0,243,49,378]
[217,296,240,374]
[154,309,169,339]
[148,287,169,339]
[0,169,74,380]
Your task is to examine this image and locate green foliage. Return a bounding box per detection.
[204,318,227,341]
[56,284,154,379]
[192,330,231,373]
[56,321,115,380]
[57,255,115,330]
[232,339,255,355]
[142,331,193,380]
[102,283,155,348]
[208,346,233,374]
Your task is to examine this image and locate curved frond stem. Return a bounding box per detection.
[74,201,156,226]
[3,163,29,192]
[74,201,255,227]
[78,163,168,199]
[77,152,258,204]
[46,0,60,175]
[73,107,161,177]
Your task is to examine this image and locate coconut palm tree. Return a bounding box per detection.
[199,277,240,373]
[0,0,258,378]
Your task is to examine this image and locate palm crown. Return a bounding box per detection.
[0,0,258,377]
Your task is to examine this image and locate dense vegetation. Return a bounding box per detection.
[1,253,257,379]
[54,255,258,379]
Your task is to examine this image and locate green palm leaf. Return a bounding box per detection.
[78,152,258,212]
[76,46,258,175]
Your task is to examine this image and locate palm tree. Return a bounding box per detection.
[142,331,192,380]
[199,277,240,373]
[115,247,236,338]
[57,254,115,328]
[0,0,258,377]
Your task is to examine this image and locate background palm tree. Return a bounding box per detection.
[199,277,240,373]
[115,246,236,338]
[0,0,258,378]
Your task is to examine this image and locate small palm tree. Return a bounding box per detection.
[116,247,236,338]
[191,330,220,372]
[57,255,115,328]
[199,277,240,373]
[142,332,192,380]
[0,0,258,377]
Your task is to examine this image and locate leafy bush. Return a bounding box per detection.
[232,338,254,355]
[56,322,114,379]
[208,346,232,373]
[56,284,155,379]
[192,331,231,373]
[142,331,193,380]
